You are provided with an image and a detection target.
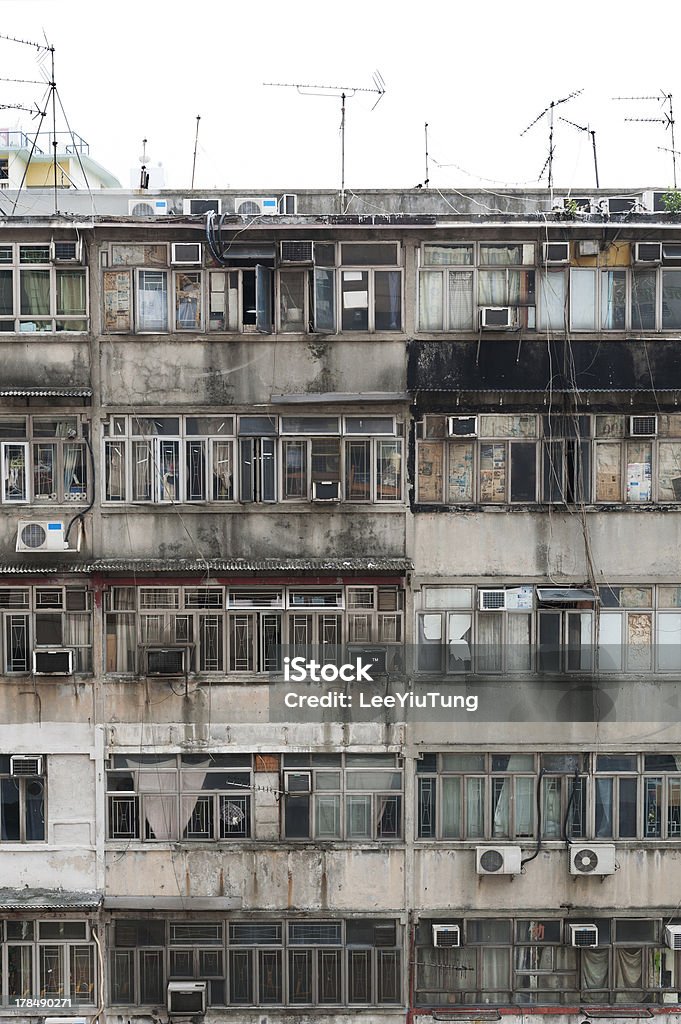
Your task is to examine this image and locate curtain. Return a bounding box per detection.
[0,269,12,316]
[481,947,510,997]
[466,777,485,838]
[570,269,597,329]
[141,786,178,841]
[106,614,135,672]
[448,272,474,329]
[56,270,86,315]
[477,613,502,672]
[441,775,461,837]
[538,271,567,331]
[479,270,507,305]
[180,765,208,836]
[25,778,45,840]
[20,269,49,315]
[137,270,168,331]
[614,948,643,997]
[64,612,92,672]
[419,271,443,330]
[581,948,609,990]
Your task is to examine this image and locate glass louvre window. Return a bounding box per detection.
[283,754,403,840]
[106,754,253,842]
[103,415,235,504]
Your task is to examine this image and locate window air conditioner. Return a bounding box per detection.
[568,924,599,947]
[279,193,298,214]
[234,196,278,216]
[604,196,639,215]
[447,415,478,437]
[347,646,388,677]
[16,520,68,552]
[10,755,43,776]
[128,199,168,216]
[171,242,202,265]
[432,924,461,948]
[634,242,662,263]
[312,480,341,502]
[479,589,507,611]
[284,771,312,794]
[167,982,207,1016]
[144,647,188,676]
[476,845,522,875]
[629,415,658,437]
[665,926,681,950]
[543,242,570,263]
[280,240,314,263]
[569,844,616,875]
[51,240,82,263]
[182,198,221,215]
[480,306,512,329]
[33,649,74,676]
[578,240,600,256]
[555,196,593,213]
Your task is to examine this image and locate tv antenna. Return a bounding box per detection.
[520,89,583,193]
[191,115,201,189]
[0,31,91,214]
[614,91,677,187]
[559,116,600,187]
[264,72,386,206]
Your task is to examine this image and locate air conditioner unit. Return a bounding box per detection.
[604,196,639,215]
[284,771,312,794]
[280,240,314,263]
[16,520,68,552]
[279,193,298,214]
[234,196,278,216]
[629,415,658,437]
[312,480,341,502]
[568,923,599,947]
[171,242,202,265]
[556,196,593,213]
[182,198,221,215]
[480,306,513,329]
[167,981,207,1016]
[447,415,478,437]
[51,240,82,263]
[145,647,188,676]
[476,845,522,875]
[348,646,388,677]
[33,649,74,676]
[665,926,681,950]
[569,844,616,875]
[128,199,168,216]
[479,589,507,611]
[578,240,600,256]
[543,241,570,263]
[634,242,662,263]
[432,924,461,948]
[10,755,43,776]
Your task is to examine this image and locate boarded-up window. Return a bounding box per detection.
[480,444,506,502]
[111,244,167,267]
[447,442,473,502]
[658,442,681,501]
[626,442,652,502]
[595,443,622,502]
[103,270,132,332]
[417,443,443,502]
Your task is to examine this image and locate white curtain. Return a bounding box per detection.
[448,272,474,328]
[419,271,443,330]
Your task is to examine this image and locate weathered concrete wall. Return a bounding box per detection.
[0,340,90,387]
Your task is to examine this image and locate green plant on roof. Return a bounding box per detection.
[661,189,681,214]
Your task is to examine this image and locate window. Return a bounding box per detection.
[416,412,681,507]
[416,916,674,1007]
[102,243,204,334]
[110,917,400,1007]
[104,585,404,676]
[0,919,95,1005]
[0,755,45,842]
[0,586,92,674]
[0,243,86,332]
[0,416,89,505]
[106,753,252,842]
[282,753,402,841]
[418,242,535,332]
[103,415,234,504]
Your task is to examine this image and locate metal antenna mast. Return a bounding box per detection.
[191,115,201,189]
[424,122,430,187]
[264,72,386,206]
[614,92,677,188]
[520,89,583,195]
[559,115,600,187]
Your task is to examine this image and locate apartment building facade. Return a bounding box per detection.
[0,186,680,1024]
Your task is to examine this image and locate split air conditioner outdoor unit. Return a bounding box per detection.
[476,846,522,875]
[543,242,570,263]
[128,199,168,216]
[479,589,507,611]
[16,520,68,552]
[629,415,658,437]
[569,844,616,875]
[33,649,74,676]
[447,415,478,437]
[432,924,461,948]
[568,924,599,947]
[171,242,202,265]
[480,306,512,329]
[234,196,278,216]
[167,981,207,1016]
[10,755,43,776]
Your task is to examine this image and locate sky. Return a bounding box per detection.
[0,0,679,195]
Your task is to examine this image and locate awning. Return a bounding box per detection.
[271,392,410,404]
[0,387,92,398]
[104,896,241,910]
[0,556,413,576]
[537,587,598,604]
[0,888,102,911]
